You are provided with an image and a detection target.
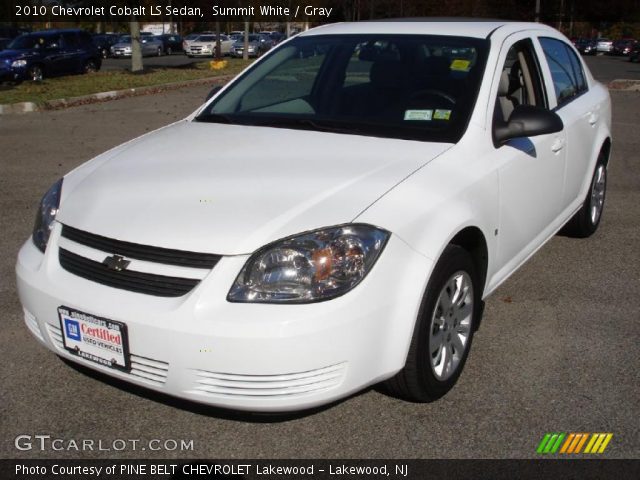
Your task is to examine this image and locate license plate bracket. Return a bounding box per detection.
[58,306,130,372]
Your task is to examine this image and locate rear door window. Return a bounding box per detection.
[539,37,588,107]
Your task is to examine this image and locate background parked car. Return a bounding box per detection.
[575,38,597,55]
[92,33,121,59]
[182,31,213,52]
[0,29,101,82]
[185,34,233,57]
[158,34,183,55]
[230,34,271,58]
[596,38,613,53]
[0,38,10,51]
[111,35,164,58]
[612,39,636,56]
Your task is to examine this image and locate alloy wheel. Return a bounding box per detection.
[429,271,474,381]
[590,164,606,225]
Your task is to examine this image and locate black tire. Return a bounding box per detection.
[561,149,608,238]
[27,64,43,82]
[384,245,481,402]
[83,59,98,74]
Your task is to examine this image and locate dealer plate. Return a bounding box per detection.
[57,306,130,371]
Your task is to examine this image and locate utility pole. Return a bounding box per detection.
[535,0,540,22]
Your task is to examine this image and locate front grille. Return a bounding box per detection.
[188,363,346,398]
[130,354,169,385]
[61,225,220,269]
[59,248,200,297]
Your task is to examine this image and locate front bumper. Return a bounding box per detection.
[0,64,25,82]
[16,224,432,412]
[187,49,214,57]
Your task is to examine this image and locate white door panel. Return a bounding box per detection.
[495,132,566,268]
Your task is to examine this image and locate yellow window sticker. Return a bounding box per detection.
[433,109,452,120]
[450,59,471,72]
[404,110,433,121]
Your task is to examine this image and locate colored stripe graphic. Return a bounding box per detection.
[537,433,613,454]
[598,434,613,453]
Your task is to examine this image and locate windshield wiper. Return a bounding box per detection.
[254,117,362,135]
[194,113,235,124]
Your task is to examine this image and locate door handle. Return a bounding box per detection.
[551,137,565,153]
[588,112,599,125]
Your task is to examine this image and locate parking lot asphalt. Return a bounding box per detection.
[0,56,638,460]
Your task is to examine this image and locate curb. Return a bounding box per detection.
[608,79,640,91]
[0,74,235,114]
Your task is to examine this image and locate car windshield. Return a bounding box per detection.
[197,34,488,143]
[119,36,131,43]
[8,34,46,50]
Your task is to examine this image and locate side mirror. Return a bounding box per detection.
[494,105,563,145]
[206,85,222,101]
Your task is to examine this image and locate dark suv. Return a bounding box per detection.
[158,34,183,54]
[0,29,101,82]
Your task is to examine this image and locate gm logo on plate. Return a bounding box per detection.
[64,319,81,341]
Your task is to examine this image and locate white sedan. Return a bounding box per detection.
[185,34,233,57]
[17,20,611,412]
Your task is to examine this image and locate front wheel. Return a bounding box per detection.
[562,153,608,238]
[27,64,44,82]
[83,59,98,74]
[383,245,480,402]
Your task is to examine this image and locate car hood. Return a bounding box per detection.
[0,49,34,60]
[112,42,131,48]
[58,121,451,255]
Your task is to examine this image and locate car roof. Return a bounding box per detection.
[300,19,559,40]
[26,29,86,36]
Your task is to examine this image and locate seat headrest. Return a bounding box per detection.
[498,70,510,96]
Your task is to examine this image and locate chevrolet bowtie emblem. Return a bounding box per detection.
[102,254,131,272]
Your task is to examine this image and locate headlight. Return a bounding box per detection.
[11,59,27,68]
[32,178,62,252]
[228,224,389,303]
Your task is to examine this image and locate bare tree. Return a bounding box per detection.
[215,20,222,60]
[243,19,249,60]
[130,18,143,73]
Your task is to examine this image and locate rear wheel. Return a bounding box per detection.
[384,245,480,402]
[27,64,43,82]
[562,151,608,238]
